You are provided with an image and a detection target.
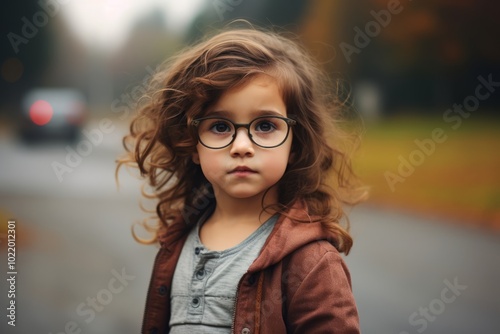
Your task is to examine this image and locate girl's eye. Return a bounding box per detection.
[209,121,232,133]
[255,120,276,132]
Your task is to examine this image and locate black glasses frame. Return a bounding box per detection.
[191,115,296,149]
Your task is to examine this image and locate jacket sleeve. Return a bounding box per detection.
[285,250,360,334]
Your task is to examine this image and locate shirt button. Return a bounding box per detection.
[191,297,200,307]
[241,328,251,334]
[158,285,167,296]
[196,268,205,279]
[195,247,201,255]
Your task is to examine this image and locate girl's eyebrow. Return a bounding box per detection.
[206,109,285,118]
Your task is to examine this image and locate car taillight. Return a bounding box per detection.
[29,100,53,126]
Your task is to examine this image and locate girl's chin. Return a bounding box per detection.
[215,188,278,203]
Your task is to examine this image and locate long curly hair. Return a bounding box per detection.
[116,26,367,254]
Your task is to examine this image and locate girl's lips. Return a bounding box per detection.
[229,166,256,174]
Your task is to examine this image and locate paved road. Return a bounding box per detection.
[1,131,499,333]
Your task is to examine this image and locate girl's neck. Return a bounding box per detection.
[198,186,279,251]
[211,189,278,225]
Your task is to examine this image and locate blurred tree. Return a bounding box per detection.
[110,7,183,99]
[185,0,309,43]
[338,0,500,114]
[0,0,53,115]
[184,0,500,116]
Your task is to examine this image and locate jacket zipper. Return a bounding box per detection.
[231,273,247,334]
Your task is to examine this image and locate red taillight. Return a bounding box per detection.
[29,100,53,126]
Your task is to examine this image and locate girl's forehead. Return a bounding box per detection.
[225,73,279,93]
[205,74,287,118]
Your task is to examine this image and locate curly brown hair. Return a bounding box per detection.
[116,26,367,254]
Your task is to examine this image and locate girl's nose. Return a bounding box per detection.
[229,128,255,157]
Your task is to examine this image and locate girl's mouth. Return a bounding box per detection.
[230,166,256,175]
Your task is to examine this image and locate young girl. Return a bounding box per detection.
[118,26,366,334]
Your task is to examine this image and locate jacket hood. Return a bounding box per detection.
[248,201,339,273]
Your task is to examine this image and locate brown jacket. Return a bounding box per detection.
[142,203,360,334]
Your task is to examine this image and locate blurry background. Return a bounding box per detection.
[1,0,499,333]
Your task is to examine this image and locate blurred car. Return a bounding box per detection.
[19,88,87,143]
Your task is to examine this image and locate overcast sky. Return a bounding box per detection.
[60,0,206,51]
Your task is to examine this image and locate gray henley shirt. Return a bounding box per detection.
[169,211,277,333]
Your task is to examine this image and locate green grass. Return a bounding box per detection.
[353,115,500,229]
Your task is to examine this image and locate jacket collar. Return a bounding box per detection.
[248,201,338,272]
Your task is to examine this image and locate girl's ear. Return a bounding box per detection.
[192,152,200,165]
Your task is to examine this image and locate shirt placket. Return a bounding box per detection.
[186,246,220,321]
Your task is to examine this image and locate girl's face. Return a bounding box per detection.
[193,74,293,205]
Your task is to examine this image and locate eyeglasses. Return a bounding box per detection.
[191,115,296,149]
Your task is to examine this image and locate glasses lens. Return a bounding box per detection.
[195,116,291,148]
[249,117,289,147]
[197,118,235,148]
